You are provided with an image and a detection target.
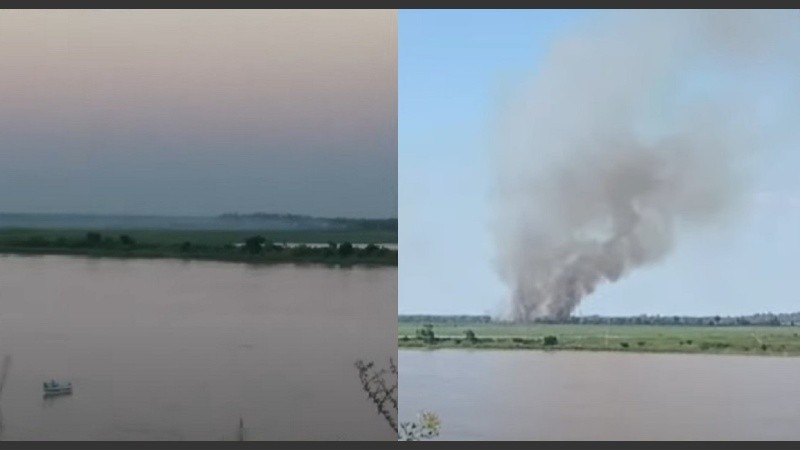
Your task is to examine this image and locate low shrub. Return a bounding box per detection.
[543,336,558,346]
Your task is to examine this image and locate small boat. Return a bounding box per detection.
[43,380,72,396]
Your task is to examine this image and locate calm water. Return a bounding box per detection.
[0,255,396,440]
[400,349,800,440]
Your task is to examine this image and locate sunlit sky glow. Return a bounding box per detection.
[0,10,397,218]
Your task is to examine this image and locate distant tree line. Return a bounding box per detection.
[549,313,797,327]
[9,232,149,250]
[328,218,397,232]
[399,315,492,325]
[399,313,800,327]
[218,213,397,232]
[0,231,397,265]
[238,236,390,258]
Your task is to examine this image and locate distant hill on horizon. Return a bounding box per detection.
[0,212,398,233]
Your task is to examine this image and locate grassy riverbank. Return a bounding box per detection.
[0,228,396,245]
[398,323,800,356]
[0,228,397,266]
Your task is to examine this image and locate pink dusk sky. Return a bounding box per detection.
[0,10,397,218]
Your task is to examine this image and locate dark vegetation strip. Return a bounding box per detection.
[399,323,800,356]
[0,230,397,266]
[399,311,800,327]
[0,227,396,245]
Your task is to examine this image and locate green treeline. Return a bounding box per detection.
[0,230,397,266]
[398,322,800,356]
[399,312,800,327]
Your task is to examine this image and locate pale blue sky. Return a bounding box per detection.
[399,10,800,317]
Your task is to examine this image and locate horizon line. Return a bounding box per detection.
[0,210,399,221]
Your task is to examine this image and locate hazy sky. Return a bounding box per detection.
[0,9,397,218]
[399,10,800,317]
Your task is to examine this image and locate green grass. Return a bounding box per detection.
[398,323,800,356]
[0,228,397,266]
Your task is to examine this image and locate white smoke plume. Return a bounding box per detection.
[491,10,800,321]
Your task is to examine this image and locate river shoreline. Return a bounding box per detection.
[398,341,800,357]
[0,247,397,267]
[398,323,800,357]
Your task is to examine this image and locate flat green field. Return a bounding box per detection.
[398,323,800,356]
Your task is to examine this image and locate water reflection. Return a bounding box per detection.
[400,349,800,440]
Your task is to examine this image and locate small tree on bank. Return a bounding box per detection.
[416,324,435,344]
[86,232,102,245]
[243,235,266,254]
[465,329,477,344]
[543,335,558,346]
[338,242,354,257]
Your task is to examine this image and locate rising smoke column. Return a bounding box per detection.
[491,10,799,321]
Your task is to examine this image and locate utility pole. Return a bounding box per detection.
[237,417,246,441]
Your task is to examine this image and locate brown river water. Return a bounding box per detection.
[400,349,800,440]
[0,255,396,440]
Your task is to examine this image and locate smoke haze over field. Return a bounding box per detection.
[492,10,800,321]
